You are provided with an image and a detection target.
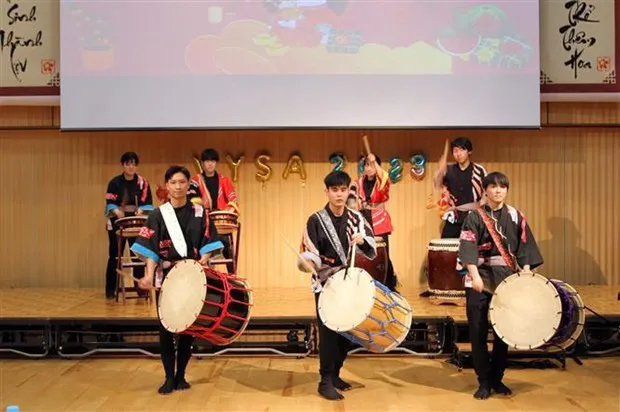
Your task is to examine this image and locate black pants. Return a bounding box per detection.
[315,293,350,380]
[380,234,398,291]
[466,288,509,386]
[156,291,194,380]
[441,221,464,239]
[105,230,144,296]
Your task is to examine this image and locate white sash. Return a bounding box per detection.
[160,202,188,258]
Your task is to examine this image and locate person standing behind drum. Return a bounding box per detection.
[297,170,377,401]
[434,137,487,239]
[458,171,543,400]
[132,165,224,395]
[356,153,399,292]
[104,151,154,299]
[188,148,239,273]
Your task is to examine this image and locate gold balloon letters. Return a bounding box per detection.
[255,154,273,187]
[226,154,244,183]
[282,153,307,186]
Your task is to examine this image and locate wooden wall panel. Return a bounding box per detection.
[0,104,618,291]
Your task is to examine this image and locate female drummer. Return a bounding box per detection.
[297,170,377,401]
[355,152,399,292]
[132,165,224,395]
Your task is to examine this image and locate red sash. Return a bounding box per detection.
[476,207,516,272]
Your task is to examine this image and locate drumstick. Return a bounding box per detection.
[279,233,320,278]
[116,269,156,291]
[362,135,372,156]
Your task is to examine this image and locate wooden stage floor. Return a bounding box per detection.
[1,285,619,322]
[1,356,619,411]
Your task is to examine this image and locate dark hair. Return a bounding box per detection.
[120,152,139,165]
[164,165,190,182]
[360,154,381,166]
[451,137,473,152]
[200,148,220,162]
[483,171,510,190]
[324,170,351,188]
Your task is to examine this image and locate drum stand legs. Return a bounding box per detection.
[114,232,150,304]
[210,224,241,274]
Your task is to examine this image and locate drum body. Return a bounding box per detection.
[157,259,253,346]
[427,238,464,294]
[490,272,585,351]
[318,267,412,353]
[114,216,148,237]
[355,238,388,284]
[209,210,239,234]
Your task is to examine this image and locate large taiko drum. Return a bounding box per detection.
[354,237,388,284]
[157,259,253,346]
[426,238,465,297]
[318,266,412,353]
[490,272,585,351]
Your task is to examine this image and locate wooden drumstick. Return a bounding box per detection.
[279,233,320,278]
[116,269,156,291]
[362,135,372,156]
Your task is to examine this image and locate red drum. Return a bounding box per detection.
[426,238,465,297]
[355,237,388,284]
[157,259,253,346]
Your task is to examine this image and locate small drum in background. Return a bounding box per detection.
[318,267,412,353]
[355,237,388,284]
[114,215,148,238]
[158,259,253,346]
[426,238,465,299]
[490,272,585,351]
[209,210,239,235]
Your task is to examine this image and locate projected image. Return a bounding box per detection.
[435,5,534,70]
[61,0,537,76]
[184,1,534,75]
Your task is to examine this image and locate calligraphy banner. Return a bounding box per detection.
[0,0,60,97]
[540,0,619,93]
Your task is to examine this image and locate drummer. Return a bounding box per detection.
[356,152,398,291]
[132,165,224,395]
[103,151,154,299]
[188,148,239,273]
[298,170,377,401]
[433,137,487,239]
[458,171,543,400]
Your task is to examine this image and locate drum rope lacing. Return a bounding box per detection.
[345,296,411,352]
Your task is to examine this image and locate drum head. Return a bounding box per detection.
[490,272,562,350]
[318,267,376,332]
[158,260,207,334]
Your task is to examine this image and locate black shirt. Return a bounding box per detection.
[363,177,375,202]
[204,173,219,208]
[443,163,475,206]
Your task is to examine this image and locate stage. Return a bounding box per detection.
[1,285,619,411]
[1,285,619,361]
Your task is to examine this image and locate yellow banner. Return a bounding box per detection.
[0,0,59,92]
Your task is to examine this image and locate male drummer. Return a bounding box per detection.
[434,137,487,239]
[297,170,377,401]
[104,151,154,299]
[458,171,543,400]
[356,153,398,291]
[132,165,224,395]
[188,148,239,273]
